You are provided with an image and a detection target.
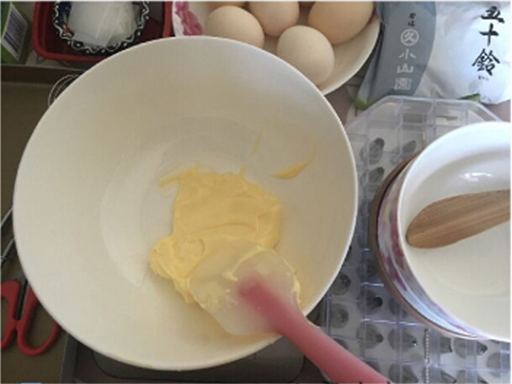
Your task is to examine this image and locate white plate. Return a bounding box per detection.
[14,37,358,370]
[172,1,380,95]
[398,122,511,341]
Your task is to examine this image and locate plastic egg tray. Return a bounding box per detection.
[322,96,511,383]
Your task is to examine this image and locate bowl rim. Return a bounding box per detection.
[13,36,359,370]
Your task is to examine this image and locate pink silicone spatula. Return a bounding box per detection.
[238,277,389,384]
[188,242,390,384]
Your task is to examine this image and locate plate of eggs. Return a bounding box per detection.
[172,1,380,95]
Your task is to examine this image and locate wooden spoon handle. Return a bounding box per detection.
[407,189,510,249]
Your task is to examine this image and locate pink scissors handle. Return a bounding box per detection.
[1,280,21,350]
[17,286,60,356]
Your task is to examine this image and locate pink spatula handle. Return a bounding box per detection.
[239,280,390,384]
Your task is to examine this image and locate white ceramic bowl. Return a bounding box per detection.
[399,122,510,341]
[14,37,358,370]
[378,122,510,340]
[172,1,380,95]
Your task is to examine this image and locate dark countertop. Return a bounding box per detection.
[1,65,83,383]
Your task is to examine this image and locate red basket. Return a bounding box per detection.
[32,2,173,65]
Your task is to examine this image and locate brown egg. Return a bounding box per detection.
[249,2,300,37]
[210,2,246,9]
[205,6,265,48]
[277,25,334,85]
[308,2,373,45]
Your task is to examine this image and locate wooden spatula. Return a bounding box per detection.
[406,189,510,249]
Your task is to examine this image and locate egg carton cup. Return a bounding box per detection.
[322,96,510,383]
